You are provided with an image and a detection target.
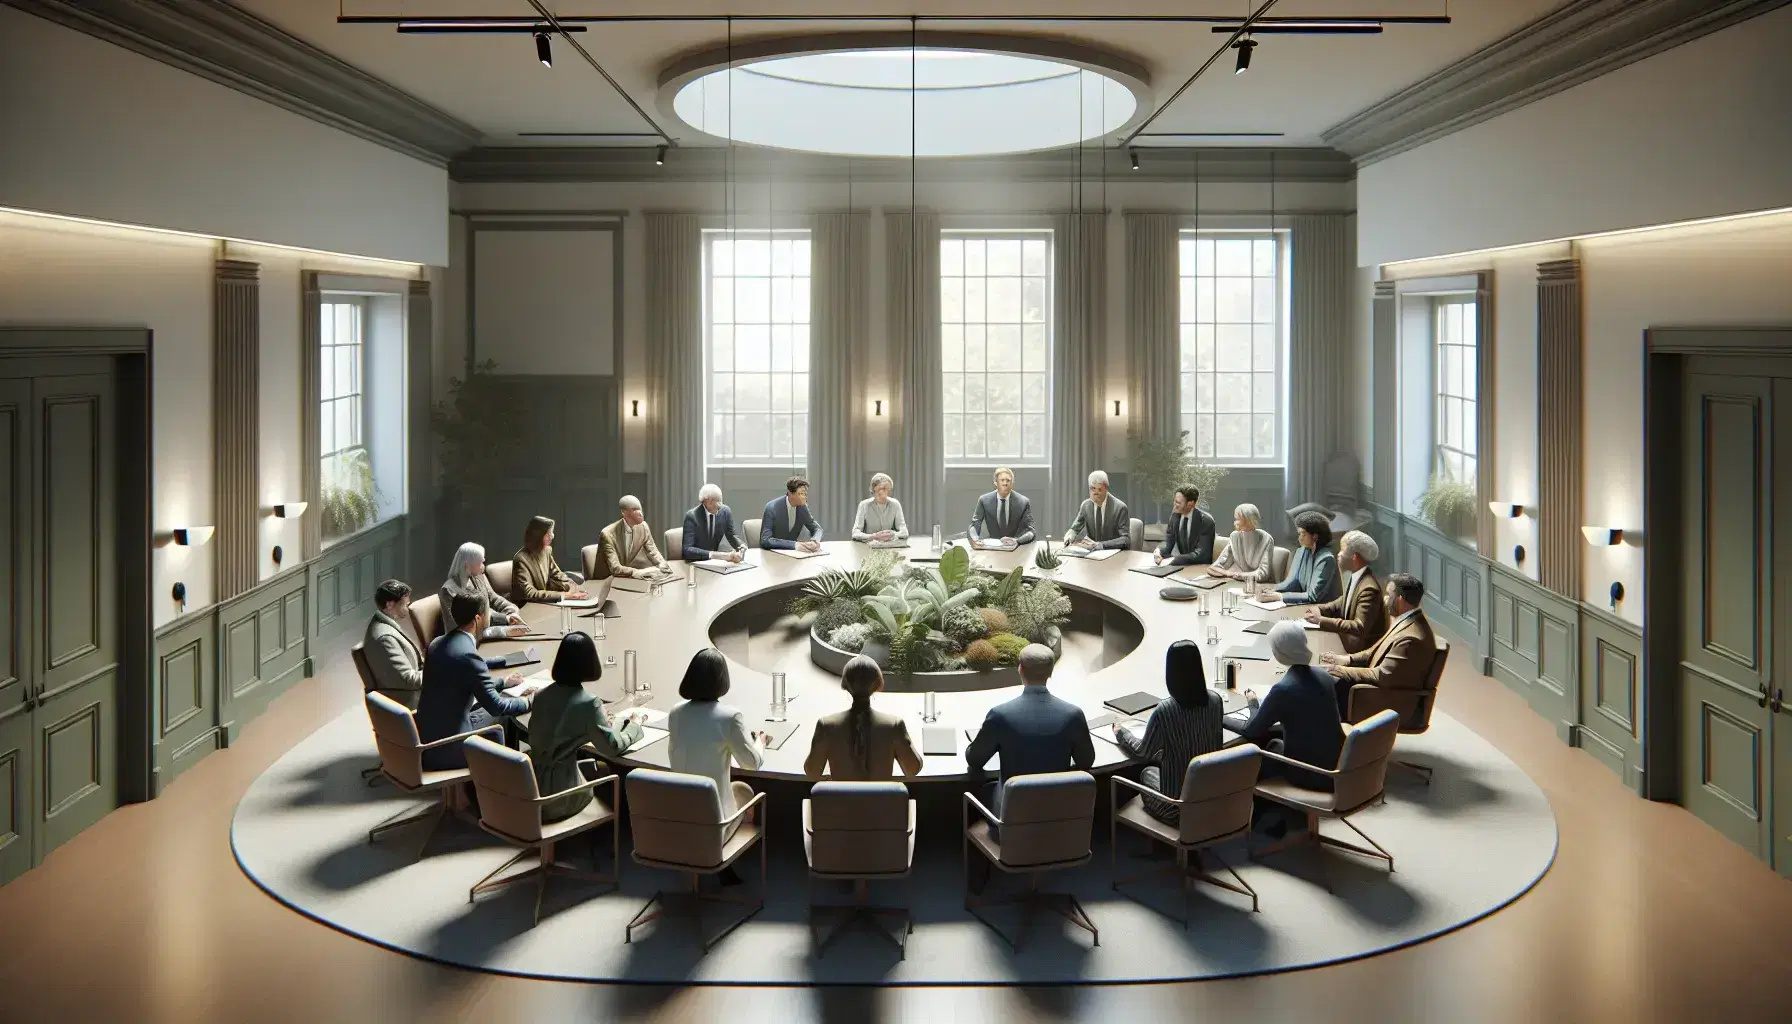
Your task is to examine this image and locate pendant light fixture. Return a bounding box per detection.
[534,30,552,68]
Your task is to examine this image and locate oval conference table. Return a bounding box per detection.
[485,539,1342,782]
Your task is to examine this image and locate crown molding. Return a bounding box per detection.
[9,0,484,167]
[1323,0,1790,166]
[449,145,1356,185]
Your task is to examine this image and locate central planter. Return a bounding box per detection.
[808,626,1027,693]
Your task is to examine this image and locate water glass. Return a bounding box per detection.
[623,650,638,696]
[557,603,570,636]
[593,612,607,640]
[1206,625,1220,646]
[1198,592,1211,617]
[770,672,788,723]
[932,525,943,552]
[685,560,697,588]
[923,690,938,723]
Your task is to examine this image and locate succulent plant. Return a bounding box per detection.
[1033,538,1063,571]
[828,622,872,653]
[977,607,1010,634]
[987,632,1030,665]
[963,638,1001,672]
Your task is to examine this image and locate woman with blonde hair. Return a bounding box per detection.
[439,542,527,636]
[850,473,909,544]
[1207,503,1277,583]
[805,655,924,779]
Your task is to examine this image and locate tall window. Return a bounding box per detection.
[319,297,365,493]
[1433,299,1478,483]
[941,231,1052,464]
[705,231,811,464]
[1177,233,1284,464]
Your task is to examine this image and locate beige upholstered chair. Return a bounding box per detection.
[363,691,490,857]
[1347,641,1451,783]
[1271,545,1292,582]
[462,735,621,925]
[663,526,684,562]
[349,644,390,784]
[1211,534,1230,564]
[1253,709,1402,887]
[580,543,601,581]
[1111,744,1263,924]
[743,518,762,549]
[408,593,444,645]
[803,782,916,958]
[623,768,767,952]
[483,560,514,600]
[1126,517,1145,552]
[963,771,1099,949]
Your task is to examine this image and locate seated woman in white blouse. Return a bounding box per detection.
[850,472,909,544]
[667,648,772,885]
[1206,503,1278,582]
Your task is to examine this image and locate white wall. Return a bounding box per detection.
[1357,5,1792,267]
[0,7,448,266]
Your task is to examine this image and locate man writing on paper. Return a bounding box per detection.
[681,483,745,563]
[760,475,824,552]
[1063,470,1132,551]
[596,495,674,580]
[969,466,1036,549]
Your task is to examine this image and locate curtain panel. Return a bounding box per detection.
[886,211,943,532]
[1285,214,1353,513]
[1125,213,1180,446]
[1051,212,1108,530]
[645,213,706,532]
[809,212,871,532]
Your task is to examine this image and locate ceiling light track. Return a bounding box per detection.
[394,23,586,34]
[1211,24,1383,35]
[341,13,1449,27]
[1119,0,1280,149]
[524,0,675,147]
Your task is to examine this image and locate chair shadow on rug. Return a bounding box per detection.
[278,753,407,808]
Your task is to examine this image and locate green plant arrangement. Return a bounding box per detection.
[1033,538,1063,572]
[1416,473,1479,537]
[812,549,1072,679]
[320,448,381,540]
[429,359,511,497]
[1125,428,1231,521]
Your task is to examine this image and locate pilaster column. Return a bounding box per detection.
[1537,258,1584,598]
[214,259,260,598]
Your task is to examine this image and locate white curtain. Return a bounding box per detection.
[1285,214,1353,512]
[887,211,943,533]
[1125,213,1180,443]
[645,213,705,531]
[1051,212,1107,530]
[809,212,871,532]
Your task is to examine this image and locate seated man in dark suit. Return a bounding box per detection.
[682,482,744,563]
[969,466,1036,548]
[1233,621,1344,838]
[965,644,1095,887]
[1154,484,1217,565]
[1320,571,1438,719]
[414,592,536,771]
[759,475,824,551]
[1063,470,1132,551]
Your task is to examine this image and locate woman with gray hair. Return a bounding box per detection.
[1207,503,1277,583]
[439,542,527,636]
[1234,621,1344,823]
[851,472,909,544]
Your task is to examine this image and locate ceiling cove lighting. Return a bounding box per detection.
[0,207,423,273]
[1233,37,1256,75]
[535,31,552,67]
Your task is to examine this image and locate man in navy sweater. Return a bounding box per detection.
[414,592,534,770]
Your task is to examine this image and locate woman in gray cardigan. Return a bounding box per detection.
[850,472,909,543]
[439,542,527,636]
[1208,503,1278,583]
[1273,510,1342,606]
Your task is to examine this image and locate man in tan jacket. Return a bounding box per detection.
[1322,572,1438,718]
[1306,530,1386,654]
[595,495,672,580]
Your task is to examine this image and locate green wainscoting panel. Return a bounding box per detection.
[217,570,309,741]
[1393,514,1484,648]
[312,518,406,653]
[1486,564,1580,744]
[1579,604,1644,789]
[151,614,218,793]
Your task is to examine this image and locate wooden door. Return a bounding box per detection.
[1773,378,1792,878]
[1678,366,1775,859]
[29,371,119,858]
[0,378,31,884]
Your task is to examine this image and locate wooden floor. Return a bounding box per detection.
[1,643,1789,1024]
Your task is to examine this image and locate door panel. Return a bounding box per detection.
[1774,378,1792,878]
[0,710,30,885]
[0,380,26,721]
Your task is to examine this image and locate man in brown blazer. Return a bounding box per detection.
[1321,572,1438,718]
[1305,530,1386,654]
[595,495,672,581]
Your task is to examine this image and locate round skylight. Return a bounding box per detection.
[660,38,1149,158]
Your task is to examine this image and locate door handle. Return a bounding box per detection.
[1773,688,1785,714]
[1758,683,1770,709]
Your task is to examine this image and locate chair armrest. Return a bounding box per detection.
[721,789,767,828]
[1258,747,1339,778]
[418,724,505,751]
[962,790,1002,828]
[1110,774,1179,804]
[535,771,619,804]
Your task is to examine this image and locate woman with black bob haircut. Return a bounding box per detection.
[666,650,773,881]
[1112,640,1227,825]
[524,631,647,822]
[1272,510,1341,606]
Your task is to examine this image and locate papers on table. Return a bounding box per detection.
[1129,562,1186,578]
[557,596,600,609]
[695,559,756,575]
[1188,575,1228,590]
[921,726,958,756]
[974,538,1010,550]
[1244,596,1287,611]
[769,547,829,559]
[1058,546,1120,561]
[866,539,910,549]
[622,727,668,755]
[493,645,542,669]
[758,719,802,750]
[1301,621,1320,630]
[501,679,546,698]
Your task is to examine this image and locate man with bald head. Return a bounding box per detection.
[596,494,672,580]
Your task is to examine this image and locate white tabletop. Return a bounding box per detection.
[496,539,1335,781]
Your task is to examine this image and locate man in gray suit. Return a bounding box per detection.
[1154,484,1217,565]
[1063,470,1132,550]
[363,580,426,709]
[969,466,1036,548]
[965,644,1095,888]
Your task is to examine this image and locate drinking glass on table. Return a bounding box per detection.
[770,672,788,723]
[1206,624,1220,646]
[623,649,639,697]
[593,612,606,639]
[923,691,938,723]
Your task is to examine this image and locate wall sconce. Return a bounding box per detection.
[630,399,641,418]
[272,545,284,567]
[171,581,187,610]
[1581,526,1624,546]
[1513,544,1526,565]
[873,399,884,417]
[1609,581,1625,607]
[272,502,307,519]
[1112,400,1123,418]
[1489,502,1526,518]
[171,526,215,546]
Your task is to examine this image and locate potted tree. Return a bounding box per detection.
[428,359,511,541]
[1125,428,1230,541]
[1415,472,1479,546]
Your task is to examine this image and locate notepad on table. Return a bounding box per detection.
[493,645,542,669]
[1244,597,1287,611]
[1188,575,1228,590]
[1221,642,1273,662]
[1060,546,1119,561]
[867,539,911,549]
[557,596,600,609]
[769,547,829,559]
[1129,562,1186,578]
[759,719,801,750]
[1242,620,1274,635]
[921,726,958,756]
[696,559,756,574]
[975,539,1009,550]
[622,726,668,755]
[1085,712,1119,731]
[1103,691,1161,716]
